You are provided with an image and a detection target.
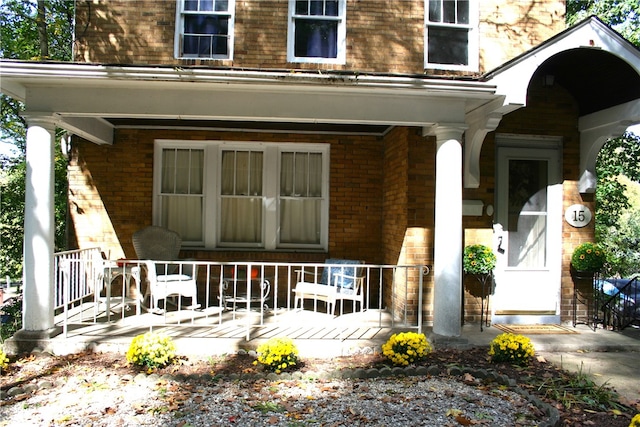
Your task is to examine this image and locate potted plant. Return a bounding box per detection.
[463,244,497,331]
[463,244,497,276]
[570,242,606,276]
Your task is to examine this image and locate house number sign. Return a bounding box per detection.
[565,204,592,228]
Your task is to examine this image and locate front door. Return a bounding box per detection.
[492,135,562,324]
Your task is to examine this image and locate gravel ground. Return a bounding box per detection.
[0,369,543,426]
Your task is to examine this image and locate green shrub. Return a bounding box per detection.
[382,331,432,366]
[0,295,23,342]
[126,331,176,370]
[488,332,535,365]
[571,242,606,272]
[463,244,497,275]
[253,337,299,373]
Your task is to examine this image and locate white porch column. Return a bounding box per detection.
[432,124,466,337]
[21,115,57,333]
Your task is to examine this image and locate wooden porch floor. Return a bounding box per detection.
[52,301,409,357]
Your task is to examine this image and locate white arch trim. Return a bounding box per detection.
[485,17,640,108]
[468,17,640,190]
[578,99,640,193]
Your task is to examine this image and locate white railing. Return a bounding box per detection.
[54,251,429,340]
[54,248,103,310]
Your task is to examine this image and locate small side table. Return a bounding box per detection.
[102,262,142,319]
[220,277,271,322]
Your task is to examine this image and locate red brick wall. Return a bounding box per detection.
[380,127,435,324]
[74,0,566,74]
[69,128,385,261]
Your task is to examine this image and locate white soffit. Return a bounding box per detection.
[1,60,500,133]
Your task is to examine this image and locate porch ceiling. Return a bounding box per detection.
[535,48,640,116]
[1,60,499,145]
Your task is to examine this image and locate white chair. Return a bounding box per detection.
[294,259,365,315]
[132,226,199,313]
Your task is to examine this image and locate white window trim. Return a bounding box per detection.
[153,140,330,251]
[174,0,236,60]
[424,0,479,72]
[287,0,347,65]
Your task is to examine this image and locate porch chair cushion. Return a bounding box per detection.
[320,259,361,293]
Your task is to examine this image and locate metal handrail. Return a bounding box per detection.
[599,274,639,330]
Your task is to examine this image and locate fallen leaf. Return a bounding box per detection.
[446,408,463,417]
[455,415,474,426]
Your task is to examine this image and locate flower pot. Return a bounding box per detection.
[464,273,494,298]
[570,265,598,280]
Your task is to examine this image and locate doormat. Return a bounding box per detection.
[492,324,578,335]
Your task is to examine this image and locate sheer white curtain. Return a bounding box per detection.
[279,152,322,244]
[220,150,263,243]
[160,148,204,242]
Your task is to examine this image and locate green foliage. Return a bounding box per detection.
[488,333,535,366]
[0,142,68,279]
[253,337,300,373]
[463,245,497,275]
[382,331,432,366]
[598,205,640,277]
[595,133,640,276]
[0,295,23,342]
[567,0,640,46]
[595,133,640,228]
[0,0,73,279]
[0,0,74,61]
[126,332,177,370]
[538,364,625,412]
[571,242,606,272]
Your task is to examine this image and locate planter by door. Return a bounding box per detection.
[464,272,494,331]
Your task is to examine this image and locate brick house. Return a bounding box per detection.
[1,1,639,343]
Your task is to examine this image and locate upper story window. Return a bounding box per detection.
[425,0,478,71]
[287,0,347,64]
[154,141,330,251]
[175,0,235,59]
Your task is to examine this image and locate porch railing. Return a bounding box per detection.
[598,275,639,330]
[54,247,103,310]
[54,250,429,340]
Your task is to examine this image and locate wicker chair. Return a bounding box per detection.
[132,226,199,312]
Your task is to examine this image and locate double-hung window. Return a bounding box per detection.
[175,0,235,59]
[424,0,478,71]
[154,141,329,251]
[287,0,347,64]
[158,147,205,242]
